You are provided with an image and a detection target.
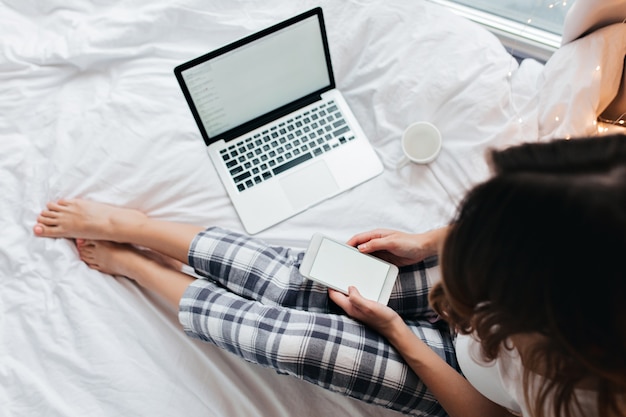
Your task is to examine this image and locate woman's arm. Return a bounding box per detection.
[386,317,514,417]
[329,287,515,417]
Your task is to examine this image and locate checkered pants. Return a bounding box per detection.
[178,227,457,417]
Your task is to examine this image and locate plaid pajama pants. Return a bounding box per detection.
[178,227,457,417]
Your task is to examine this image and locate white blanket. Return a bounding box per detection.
[1,0,624,416]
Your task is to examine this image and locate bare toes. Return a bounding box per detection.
[78,242,94,257]
[44,202,61,211]
[33,223,61,237]
[37,214,60,226]
[78,241,99,267]
[39,209,59,219]
[46,201,64,212]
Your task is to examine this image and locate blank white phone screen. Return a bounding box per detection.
[309,238,390,300]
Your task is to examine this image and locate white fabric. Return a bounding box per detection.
[536,23,626,139]
[0,0,623,416]
[454,334,522,414]
[561,0,626,44]
[455,334,598,417]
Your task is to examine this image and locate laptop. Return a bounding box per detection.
[174,7,383,234]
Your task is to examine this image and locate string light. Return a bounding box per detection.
[506,1,573,130]
[593,15,626,134]
[545,0,567,8]
[506,1,625,137]
[598,112,626,131]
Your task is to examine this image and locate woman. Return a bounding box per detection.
[337,134,626,417]
[33,134,626,416]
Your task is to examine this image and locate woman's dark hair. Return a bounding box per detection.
[430,134,626,417]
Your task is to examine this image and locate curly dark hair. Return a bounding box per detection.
[429,134,626,417]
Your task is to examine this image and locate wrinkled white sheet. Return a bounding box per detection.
[1,0,624,416]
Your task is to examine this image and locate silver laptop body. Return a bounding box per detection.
[175,7,383,234]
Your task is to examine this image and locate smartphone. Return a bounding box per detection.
[299,233,399,304]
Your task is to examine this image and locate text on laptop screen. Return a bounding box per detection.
[181,15,331,138]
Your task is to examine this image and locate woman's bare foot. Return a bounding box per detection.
[33,199,147,242]
[76,239,194,308]
[76,239,182,279]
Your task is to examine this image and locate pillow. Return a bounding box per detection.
[537,23,626,139]
[561,0,626,45]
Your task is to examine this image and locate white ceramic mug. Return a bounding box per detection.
[398,121,442,167]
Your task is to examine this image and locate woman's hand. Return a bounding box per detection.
[347,227,448,267]
[329,287,403,337]
[330,288,513,417]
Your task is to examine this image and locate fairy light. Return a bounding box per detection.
[598,112,626,131]
[545,0,567,8]
[506,1,573,130]
[594,17,626,132]
[506,1,625,136]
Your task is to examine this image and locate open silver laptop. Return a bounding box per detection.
[174,7,383,234]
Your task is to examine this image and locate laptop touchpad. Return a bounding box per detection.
[280,160,339,210]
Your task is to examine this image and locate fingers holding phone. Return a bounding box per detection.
[329,287,402,336]
[347,228,441,266]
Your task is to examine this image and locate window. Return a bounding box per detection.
[428,0,575,61]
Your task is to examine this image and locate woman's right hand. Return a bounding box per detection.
[329,287,403,337]
[346,227,448,267]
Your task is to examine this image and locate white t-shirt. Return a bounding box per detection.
[455,333,598,417]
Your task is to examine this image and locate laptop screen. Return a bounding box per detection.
[178,11,332,140]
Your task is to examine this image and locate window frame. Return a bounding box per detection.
[428,0,563,62]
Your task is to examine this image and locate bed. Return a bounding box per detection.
[2,0,624,416]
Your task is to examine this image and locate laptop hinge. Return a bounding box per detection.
[220,93,324,142]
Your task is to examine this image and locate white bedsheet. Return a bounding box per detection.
[1,0,624,416]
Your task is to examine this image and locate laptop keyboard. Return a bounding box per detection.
[219,100,355,192]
